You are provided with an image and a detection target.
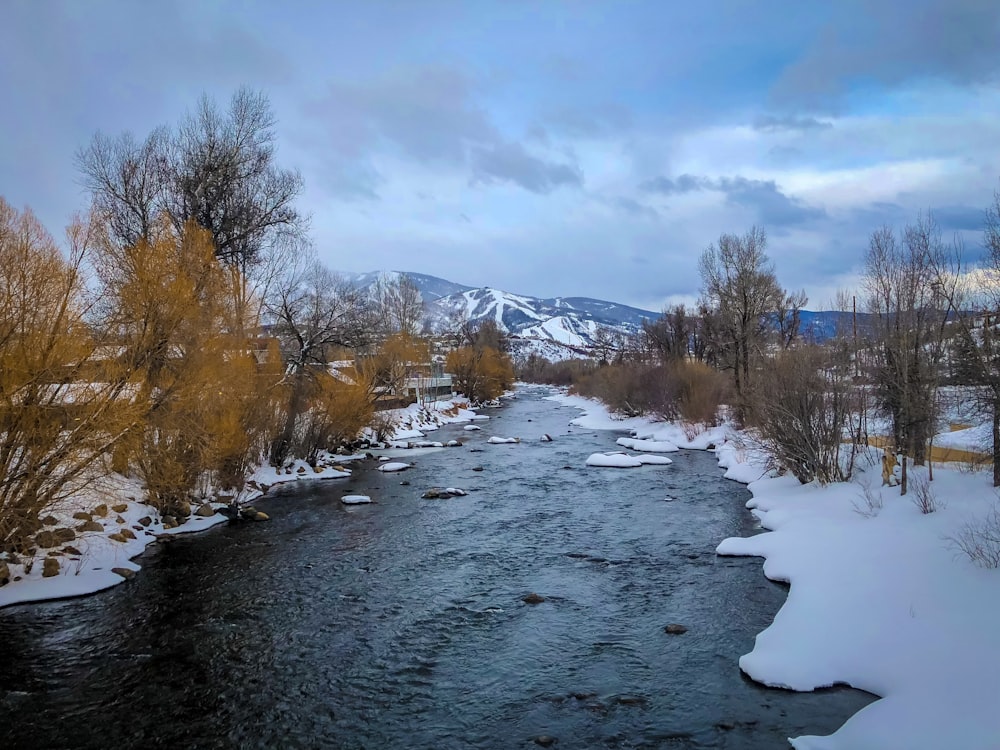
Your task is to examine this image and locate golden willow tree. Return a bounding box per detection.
[0,199,143,552]
[447,321,514,403]
[91,218,281,513]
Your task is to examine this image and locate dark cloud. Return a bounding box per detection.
[642,174,825,226]
[852,202,985,233]
[932,205,985,232]
[470,142,581,194]
[754,115,833,132]
[312,66,496,164]
[309,65,580,196]
[721,177,826,226]
[774,0,1000,107]
[640,174,713,195]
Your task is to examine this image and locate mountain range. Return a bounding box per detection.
[344,271,847,359]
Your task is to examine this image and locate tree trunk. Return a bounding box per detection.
[900,453,908,496]
[271,369,307,466]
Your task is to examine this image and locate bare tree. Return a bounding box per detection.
[266,258,372,465]
[933,188,1000,486]
[371,273,424,336]
[76,128,170,250]
[78,88,306,335]
[642,304,691,362]
[862,216,949,494]
[698,226,790,420]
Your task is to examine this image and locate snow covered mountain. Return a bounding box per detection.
[343,271,473,301]
[347,271,660,358]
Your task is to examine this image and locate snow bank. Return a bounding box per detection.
[382,398,486,442]
[636,454,673,465]
[546,391,729,450]
[717,465,1000,749]
[616,436,679,453]
[586,452,643,468]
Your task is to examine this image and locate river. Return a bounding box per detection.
[0,386,873,749]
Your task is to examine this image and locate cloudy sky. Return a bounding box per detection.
[3,0,1000,311]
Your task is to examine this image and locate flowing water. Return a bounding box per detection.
[0,387,873,748]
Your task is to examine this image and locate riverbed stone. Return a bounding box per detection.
[35,530,58,549]
[664,623,688,635]
[119,528,136,540]
[161,515,177,529]
[63,546,82,556]
[72,511,93,521]
[108,532,128,543]
[111,567,135,580]
[92,504,109,517]
[0,561,9,586]
[77,520,104,533]
[137,516,152,527]
[472,466,484,472]
[111,503,128,513]
[534,736,556,747]
[42,558,60,577]
[195,503,216,518]
[115,515,126,524]
[523,592,545,605]
[53,527,76,544]
[41,515,59,526]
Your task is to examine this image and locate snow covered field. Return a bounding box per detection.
[0,397,485,609]
[548,390,1000,749]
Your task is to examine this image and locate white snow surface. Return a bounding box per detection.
[487,436,520,444]
[553,387,1000,748]
[586,452,643,468]
[717,466,1000,749]
[464,425,482,431]
[616,436,679,453]
[376,462,411,473]
[585,452,672,467]
[341,495,372,505]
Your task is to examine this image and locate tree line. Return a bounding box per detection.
[0,88,511,554]
[521,193,1000,499]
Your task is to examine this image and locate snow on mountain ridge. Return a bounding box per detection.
[345,270,660,357]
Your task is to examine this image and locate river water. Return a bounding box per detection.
[0,386,873,749]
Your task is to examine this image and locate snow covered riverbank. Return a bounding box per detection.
[548,390,1000,749]
[0,397,486,609]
